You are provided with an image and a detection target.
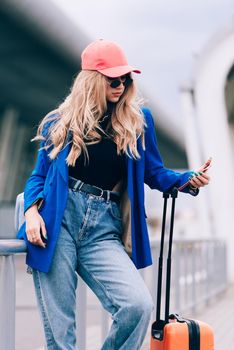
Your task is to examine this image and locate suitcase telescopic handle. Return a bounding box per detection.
[156,187,178,324]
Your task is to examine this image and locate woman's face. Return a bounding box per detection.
[105,75,128,103]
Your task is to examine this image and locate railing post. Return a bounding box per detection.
[223,242,228,289]
[174,242,181,312]
[101,309,109,343]
[191,243,197,314]
[0,255,16,350]
[183,242,189,312]
[205,241,211,305]
[77,276,87,350]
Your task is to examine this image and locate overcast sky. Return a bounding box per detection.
[52,0,233,125]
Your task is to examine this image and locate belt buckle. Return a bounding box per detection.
[74,181,83,192]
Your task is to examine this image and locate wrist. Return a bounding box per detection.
[25,204,39,217]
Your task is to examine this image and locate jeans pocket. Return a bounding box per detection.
[109,201,122,221]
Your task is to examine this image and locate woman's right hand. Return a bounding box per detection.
[25,205,47,248]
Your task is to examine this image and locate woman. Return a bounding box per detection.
[17,39,210,350]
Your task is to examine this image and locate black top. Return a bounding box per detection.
[68,104,127,191]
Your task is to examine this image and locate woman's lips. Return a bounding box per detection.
[112,92,122,97]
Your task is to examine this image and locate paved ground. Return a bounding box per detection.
[194,284,234,350]
[15,254,233,349]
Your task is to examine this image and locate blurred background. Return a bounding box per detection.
[0,0,233,349]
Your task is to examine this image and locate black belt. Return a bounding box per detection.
[68,177,121,204]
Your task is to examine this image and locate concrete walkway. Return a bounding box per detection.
[195,284,234,350]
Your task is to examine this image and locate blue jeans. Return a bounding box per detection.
[32,177,154,349]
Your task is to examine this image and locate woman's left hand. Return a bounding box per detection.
[189,172,210,189]
[189,160,211,189]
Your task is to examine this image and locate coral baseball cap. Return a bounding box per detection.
[81,39,141,78]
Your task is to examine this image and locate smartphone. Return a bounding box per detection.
[202,157,212,172]
[178,157,212,191]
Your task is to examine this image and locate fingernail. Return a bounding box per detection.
[198,171,203,175]
[45,234,48,239]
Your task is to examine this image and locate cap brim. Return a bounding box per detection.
[98,65,141,78]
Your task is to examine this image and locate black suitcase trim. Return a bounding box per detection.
[169,314,200,350]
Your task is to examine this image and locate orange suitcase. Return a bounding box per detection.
[150,188,214,350]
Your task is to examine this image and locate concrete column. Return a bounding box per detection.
[192,26,234,281]
[180,84,212,239]
[0,108,19,202]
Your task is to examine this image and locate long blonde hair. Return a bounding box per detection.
[32,70,146,166]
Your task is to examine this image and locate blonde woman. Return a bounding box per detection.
[17,39,210,350]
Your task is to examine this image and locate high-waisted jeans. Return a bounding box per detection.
[32,176,154,350]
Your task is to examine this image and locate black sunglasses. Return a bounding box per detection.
[106,74,133,88]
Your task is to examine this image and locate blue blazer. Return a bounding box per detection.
[16,107,197,273]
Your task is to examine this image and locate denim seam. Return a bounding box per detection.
[77,200,92,241]
[77,257,120,315]
[109,202,122,222]
[34,270,55,347]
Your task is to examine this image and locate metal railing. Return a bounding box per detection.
[148,238,228,315]
[0,239,26,350]
[0,193,228,349]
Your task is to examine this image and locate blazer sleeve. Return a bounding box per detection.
[143,108,198,196]
[23,121,54,215]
